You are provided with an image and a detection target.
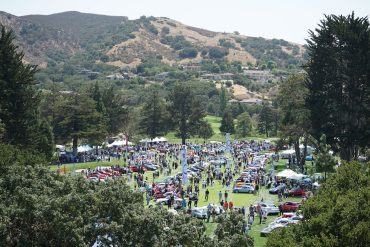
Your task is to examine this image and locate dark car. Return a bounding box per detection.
[269,183,286,194]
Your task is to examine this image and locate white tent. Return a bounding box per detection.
[276,169,298,178]
[107,139,133,147]
[287,173,308,180]
[78,145,93,152]
[152,137,167,142]
[280,149,295,158]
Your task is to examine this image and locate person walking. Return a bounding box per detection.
[205,189,210,201]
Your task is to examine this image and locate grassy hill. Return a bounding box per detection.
[0,11,306,69]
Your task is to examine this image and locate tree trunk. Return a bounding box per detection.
[182,136,186,145]
[294,139,300,170]
[73,136,78,156]
[300,134,308,173]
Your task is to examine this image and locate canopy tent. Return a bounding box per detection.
[140,137,168,143]
[287,173,308,180]
[280,149,295,158]
[276,169,298,178]
[78,145,93,152]
[107,140,133,147]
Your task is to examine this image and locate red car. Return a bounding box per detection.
[288,187,305,196]
[129,166,147,173]
[281,202,300,212]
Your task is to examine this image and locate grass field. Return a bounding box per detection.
[165,115,279,144]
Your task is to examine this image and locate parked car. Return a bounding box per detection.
[260,223,287,237]
[281,202,300,212]
[191,207,207,219]
[255,202,280,215]
[233,184,255,193]
[269,183,286,194]
[288,187,305,196]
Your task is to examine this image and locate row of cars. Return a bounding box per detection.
[269,183,306,196]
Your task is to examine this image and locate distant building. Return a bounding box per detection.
[243,70,273,83]
[201,73,235,81]
[155,72,170,80]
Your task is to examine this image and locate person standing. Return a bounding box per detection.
[218,191,222,202]
[224,201,229,212]
[224,191,228,201]
[229,201,234,210]
[205,189,210,201]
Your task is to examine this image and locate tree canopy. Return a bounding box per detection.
[267,161,370,247]
[305,13,370,161]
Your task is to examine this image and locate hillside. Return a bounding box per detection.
[0,11,306,69]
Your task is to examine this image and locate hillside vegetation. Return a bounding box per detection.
[0,11,306,69]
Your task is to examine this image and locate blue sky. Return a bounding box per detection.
[2,0,369,44]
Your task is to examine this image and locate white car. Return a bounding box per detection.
[191,207,208,219]
[255,202,280,215]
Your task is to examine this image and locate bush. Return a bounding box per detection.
[179,48,198,58]
[208,47,229,59]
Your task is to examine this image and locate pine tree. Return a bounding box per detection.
[220,109,235,134]
[0,26,53,157]
[258,102,274,137]
[140,89,168,139]
[306,13,370,161]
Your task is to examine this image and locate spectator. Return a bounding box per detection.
[218,191,222,202]
[205,189,210,201]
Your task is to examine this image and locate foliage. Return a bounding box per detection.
[258,102,274,137]
[220,109,235,134]
[219,86,228,116]
[277,73,310,169]
[140,89,169,139]
[53,92,107,155]
[236,112,252,137]
[305,13,370,161]
[219,38,236,49]
[160,35,192,50]
[0,144,216,247]
[314,134,336,179]
[267,161,370,247]
[208,47,229,59]
[168,83,207,144]
[0,26,54,158]
[179,47,198,59]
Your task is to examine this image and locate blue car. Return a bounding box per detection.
[233,185,255,193]
[305,155,314,161]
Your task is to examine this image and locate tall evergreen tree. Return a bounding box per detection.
[140,89,168,139]
[0,26,53,157]
[236,112,252,137]
[277,73,310,171]
[305,13,370,161]
[53,93,107,155]
[168,83,206,144]
[219,85,227,116]
[220,109,235,134]
[258,102,274,137]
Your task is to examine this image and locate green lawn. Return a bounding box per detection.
[165,115,279,144]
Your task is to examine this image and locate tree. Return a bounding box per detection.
[140,89,168,139]
[0,26,53,158]
[277,73,311,171]
[53,93,107,155]
[305,13,370,161]
[101,86,129,135]
[168,83,206,144]
[219,85,227,116]
[258,102,274,137]
[196,120,214,140]
[267,161,369,247]
[220,109,235,134]
[236,112,252,137]
[314,134,336,180]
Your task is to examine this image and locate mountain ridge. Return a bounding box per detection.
[0,11,306,69]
